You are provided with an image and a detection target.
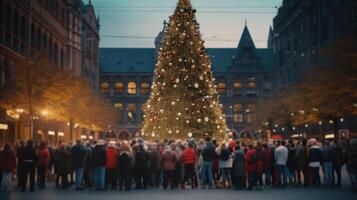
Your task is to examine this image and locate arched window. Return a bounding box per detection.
[140,82,150,95]
[114,82,124,94]
[233,81,242,89]
[114,103,123,122]
[234,104,242,112]
[217,82,227,95]
[247,81,256,89]
[101,82,110,94]
[127,82,137,94]
[233,104,243,123]
[127,103,136,121]
[246,104,256,113]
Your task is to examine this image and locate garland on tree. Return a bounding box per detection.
[141,0,229,140]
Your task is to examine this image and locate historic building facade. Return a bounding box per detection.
[0,0,100,144]
[100,24,275,139]
[271,0,357,88]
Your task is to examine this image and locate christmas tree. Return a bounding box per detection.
[141,0,229,140]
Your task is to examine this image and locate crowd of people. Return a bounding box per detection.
[0,136,357,193]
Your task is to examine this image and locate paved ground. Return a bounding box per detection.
[2,170,356,200]
[1,185,356,200]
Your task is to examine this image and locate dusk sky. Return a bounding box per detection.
[90,0,283,48]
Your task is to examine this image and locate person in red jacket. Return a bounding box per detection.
[0,144,16,192]
[105,141,118,190]
[36,142,50,189]
[245,144,257,190]
[182,142,197,189]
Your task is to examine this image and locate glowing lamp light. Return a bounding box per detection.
[89,136,94,139]
[329,120,334,124]
[48,131,55,136]
[318,121,322,125]
[188,132,193,137]
[58,132,64,137]
[305,124,309,128]
[81,135,87,139]
[340,118,344,122]
[292,127,296,130]
[0,123,8,130]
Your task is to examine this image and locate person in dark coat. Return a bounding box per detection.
[295,139,308,187]
[16,141,25,189]
[20,140,38,192]
[201,136,216,189]
[71,140,88,190]
[57,144,72,189]
[308,139,323,187]
[287,143,297,184]
[134,142,150,189]
[83,142,93,189]
[148,142,161,188]
[92,140,107,191]
[331,139,344,187]
[118,142,133,191]
[347,138,357,191]
[232,144,245,189]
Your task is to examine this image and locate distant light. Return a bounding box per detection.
[274,124,278,127]
[325,134,335,139]
[305,124,309,128]
[89,135,93,139]
[41,110,49,116]
[273,129,276,133]
[329,120,334,124]
[292,126,296,130]
[340,118,344,122]
[281,127,285,131]
[58,132,64,137]
[48,131,55,136]
[81,135,87,139]
[318,121,322,125]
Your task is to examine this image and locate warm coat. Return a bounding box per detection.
[308,146,323,167]
[233,149,245,176]
[294,145,308,170]
[274,145,288,165]
[161,150,177,171]
[22,145,38,166]
[332,144,344,166]
[218,147,232,168]
[135,148,150,170]
[148,150,161,171]
[255,149,264,174]
[71,144,88,170]
[245,149,256,172]
[0,149,16,172]
[106,147,118,169]
[262,148,273,170]
[348,139,357,172]
[182,147,196,165]
[201,142,216,162]
[118,151,133,175]
[56,148,72,174]
[92,145,107,167]
[37,146,51,167]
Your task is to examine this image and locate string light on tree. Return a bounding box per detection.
[140,0,228,139]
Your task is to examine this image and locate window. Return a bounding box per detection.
[247,114,255,123]
[233,104,243,123]
[246,104,256,113]
[101,82,110,94]
[114,103,123,110]
[114,103,124,122]
[234,104,242,112]
[233,82,242,89]
[217,82,227,95]
[234,114,243,123]
[140,82,150,95]
[127,82,137,94]
[114,82,124,94]
[247,81,256,89]
[127,103,136,121]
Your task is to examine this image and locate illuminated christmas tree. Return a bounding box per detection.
[141,0,229,139]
